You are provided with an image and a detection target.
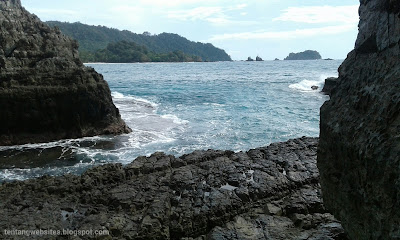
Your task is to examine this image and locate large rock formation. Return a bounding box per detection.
[318,0,400,239]
[0,0,131,146]
[0,137,347,239]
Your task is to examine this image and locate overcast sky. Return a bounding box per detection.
[21,0,360,60]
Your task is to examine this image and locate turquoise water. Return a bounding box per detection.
[0,60,340,182]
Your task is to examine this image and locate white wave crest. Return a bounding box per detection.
[289,75,335,92]
[161,114,189,125]
[112,91,158,108]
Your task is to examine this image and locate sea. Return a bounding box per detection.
[0,60,342,182]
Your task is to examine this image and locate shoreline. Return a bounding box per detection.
[0,137,346,239]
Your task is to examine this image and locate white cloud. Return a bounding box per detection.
[137,0,215,7]
[167,4,249,26]
[168,6,223,21]
[29,8,79,20]
[274,5,359,24]
[209,24,357,41]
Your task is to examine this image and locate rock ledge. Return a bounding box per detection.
[0,137,347,239]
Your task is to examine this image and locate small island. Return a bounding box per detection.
[256,56,263,61]
[284,50,322,60]
[246,57,254,61]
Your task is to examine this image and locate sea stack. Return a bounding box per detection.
[318,0,400,239]
[0,0,131,146]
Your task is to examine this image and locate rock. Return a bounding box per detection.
[274,58,280,61]
[324,58,334,61]
[284,50,322,60]
[0,137,347,239]
[0,0,131,146]
[321,77,338,96]
[256,56,263,61]
[318,0,400,239]
[246,57,254,61]
[311,85,319,90]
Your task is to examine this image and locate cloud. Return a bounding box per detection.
[168,6,223,21]
[273,5,359,24]
[28,8,79,20]
[167,4,250,26]
[109,6,148,24]
[137,0,215,7]
[209,24,357,41]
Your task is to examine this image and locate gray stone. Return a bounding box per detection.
[318,0,400,239]
[0,137,347,239]
[0,0,131,146]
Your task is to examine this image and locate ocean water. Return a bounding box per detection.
[0,60,341,182]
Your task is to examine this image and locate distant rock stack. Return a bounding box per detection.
[318,0,400,239]
[0,0,131,146]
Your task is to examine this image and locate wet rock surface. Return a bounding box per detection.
[0,137,347,239]
[318,0,400,239]
[0,0,130,146]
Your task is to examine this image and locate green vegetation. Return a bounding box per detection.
[284,50,322,60]
[46,21,231,62]
[85,41,202,63]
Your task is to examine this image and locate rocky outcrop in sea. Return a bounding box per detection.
[318,0,400,239]
[0,137,347,239]
[0,0,131,146]
[321,77,337,96]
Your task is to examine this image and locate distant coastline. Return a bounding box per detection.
[47,21,232,62]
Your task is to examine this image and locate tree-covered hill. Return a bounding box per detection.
[89,41,202,63]
[46,21,231,62]
[284,50,322,60]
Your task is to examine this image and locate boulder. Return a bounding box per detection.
[318,0,400,239]
[0,0,131,145]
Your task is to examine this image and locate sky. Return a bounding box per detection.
[21,0,360,60]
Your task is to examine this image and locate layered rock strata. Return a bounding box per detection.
[0,137,347,239]
[318,0,400,239]
[0,0,130,146]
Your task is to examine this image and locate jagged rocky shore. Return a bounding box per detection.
[0,0,130,146]
[0,137,347,239]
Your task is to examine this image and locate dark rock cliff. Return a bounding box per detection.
[0,0,131,146]
[0,137,347,239]
[318,0,400,239]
